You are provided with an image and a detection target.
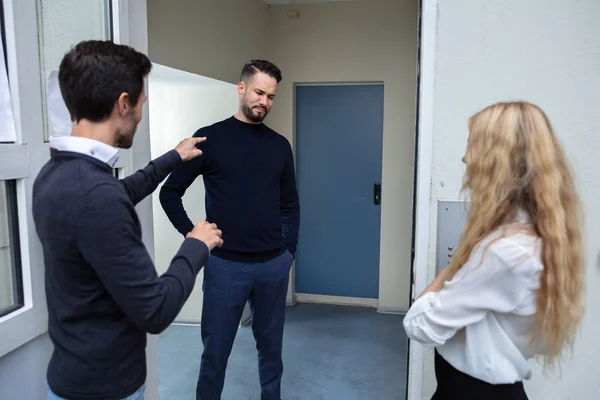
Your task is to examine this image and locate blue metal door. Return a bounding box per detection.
[295,84,384,299]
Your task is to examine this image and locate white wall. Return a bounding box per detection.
[265,0,418,311]
[422,0,600,398]
[0,332,53,400]
[148,65,239,322]
[147,0,268,84]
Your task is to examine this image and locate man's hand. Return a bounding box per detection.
[187,220,223,251]
[175,137,206,162]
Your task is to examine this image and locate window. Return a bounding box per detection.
[0,0,7,70]
[0,0,17,144]
[0,0,23,319]
[36,0,113,140]
[0,0,127,361]
[0,180,23,318]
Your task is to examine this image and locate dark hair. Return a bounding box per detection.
[58,40,152,123]
[240,59,282,84]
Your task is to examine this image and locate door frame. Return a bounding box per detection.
[113,1,161,399]
[130,1,437,399]
[406,0,437,399]
[289,81,385,307]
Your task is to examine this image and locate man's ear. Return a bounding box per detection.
[237,82,245,98]
[116,92,131,116]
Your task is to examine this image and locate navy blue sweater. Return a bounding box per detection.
[160,116,300,263]
[32,149,209,400]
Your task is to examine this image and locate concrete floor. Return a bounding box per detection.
[158,303,408,399]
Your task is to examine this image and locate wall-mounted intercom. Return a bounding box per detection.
[436,200,470,274]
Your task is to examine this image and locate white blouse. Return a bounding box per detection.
[403,223,544,384]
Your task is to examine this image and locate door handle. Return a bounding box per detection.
[374,183,381,205]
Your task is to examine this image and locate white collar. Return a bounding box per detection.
[49,136,119,167]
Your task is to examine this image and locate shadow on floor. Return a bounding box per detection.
[159,303,408,399]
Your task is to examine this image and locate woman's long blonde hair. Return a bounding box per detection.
[447,101,584,368]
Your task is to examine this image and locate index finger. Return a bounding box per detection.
[193,137,207,144]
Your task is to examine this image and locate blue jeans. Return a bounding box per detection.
[197,250,293,400]
[47,383,145,400]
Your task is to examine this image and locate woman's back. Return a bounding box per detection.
[404,101,584,399]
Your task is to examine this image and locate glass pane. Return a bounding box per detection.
[1,0,7,70]
[0,180,23,317]
[36,0,112,141]
[0,0,17,144]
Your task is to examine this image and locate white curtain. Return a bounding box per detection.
[0,33,16,143]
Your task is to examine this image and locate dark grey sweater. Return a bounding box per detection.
[32,148,209,400]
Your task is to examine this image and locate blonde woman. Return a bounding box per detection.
[403,101,584,399]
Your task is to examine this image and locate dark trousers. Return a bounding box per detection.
[431,350,529,400]
[196,250,293,400]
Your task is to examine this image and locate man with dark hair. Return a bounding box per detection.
[33,40,224,400]
[160,59,300,400]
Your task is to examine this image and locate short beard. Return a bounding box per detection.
[115,118,137,149]
[241,103,268,123]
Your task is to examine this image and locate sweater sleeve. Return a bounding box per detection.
[119,150,182,206]
[76,184,209,334]
[159,132,206,237]
[280,140,300,255]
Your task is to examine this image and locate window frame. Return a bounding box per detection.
[0,180,24,318]
[0,0,130,359]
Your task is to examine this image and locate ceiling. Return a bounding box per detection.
[262,0,355,4]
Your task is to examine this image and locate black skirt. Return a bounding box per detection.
[431,350,529,400]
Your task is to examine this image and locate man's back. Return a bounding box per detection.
[33,40,221,400]
[33,150,147,399]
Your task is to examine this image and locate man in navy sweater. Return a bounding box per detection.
[32,40,223,400]
[160,60,300,400]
